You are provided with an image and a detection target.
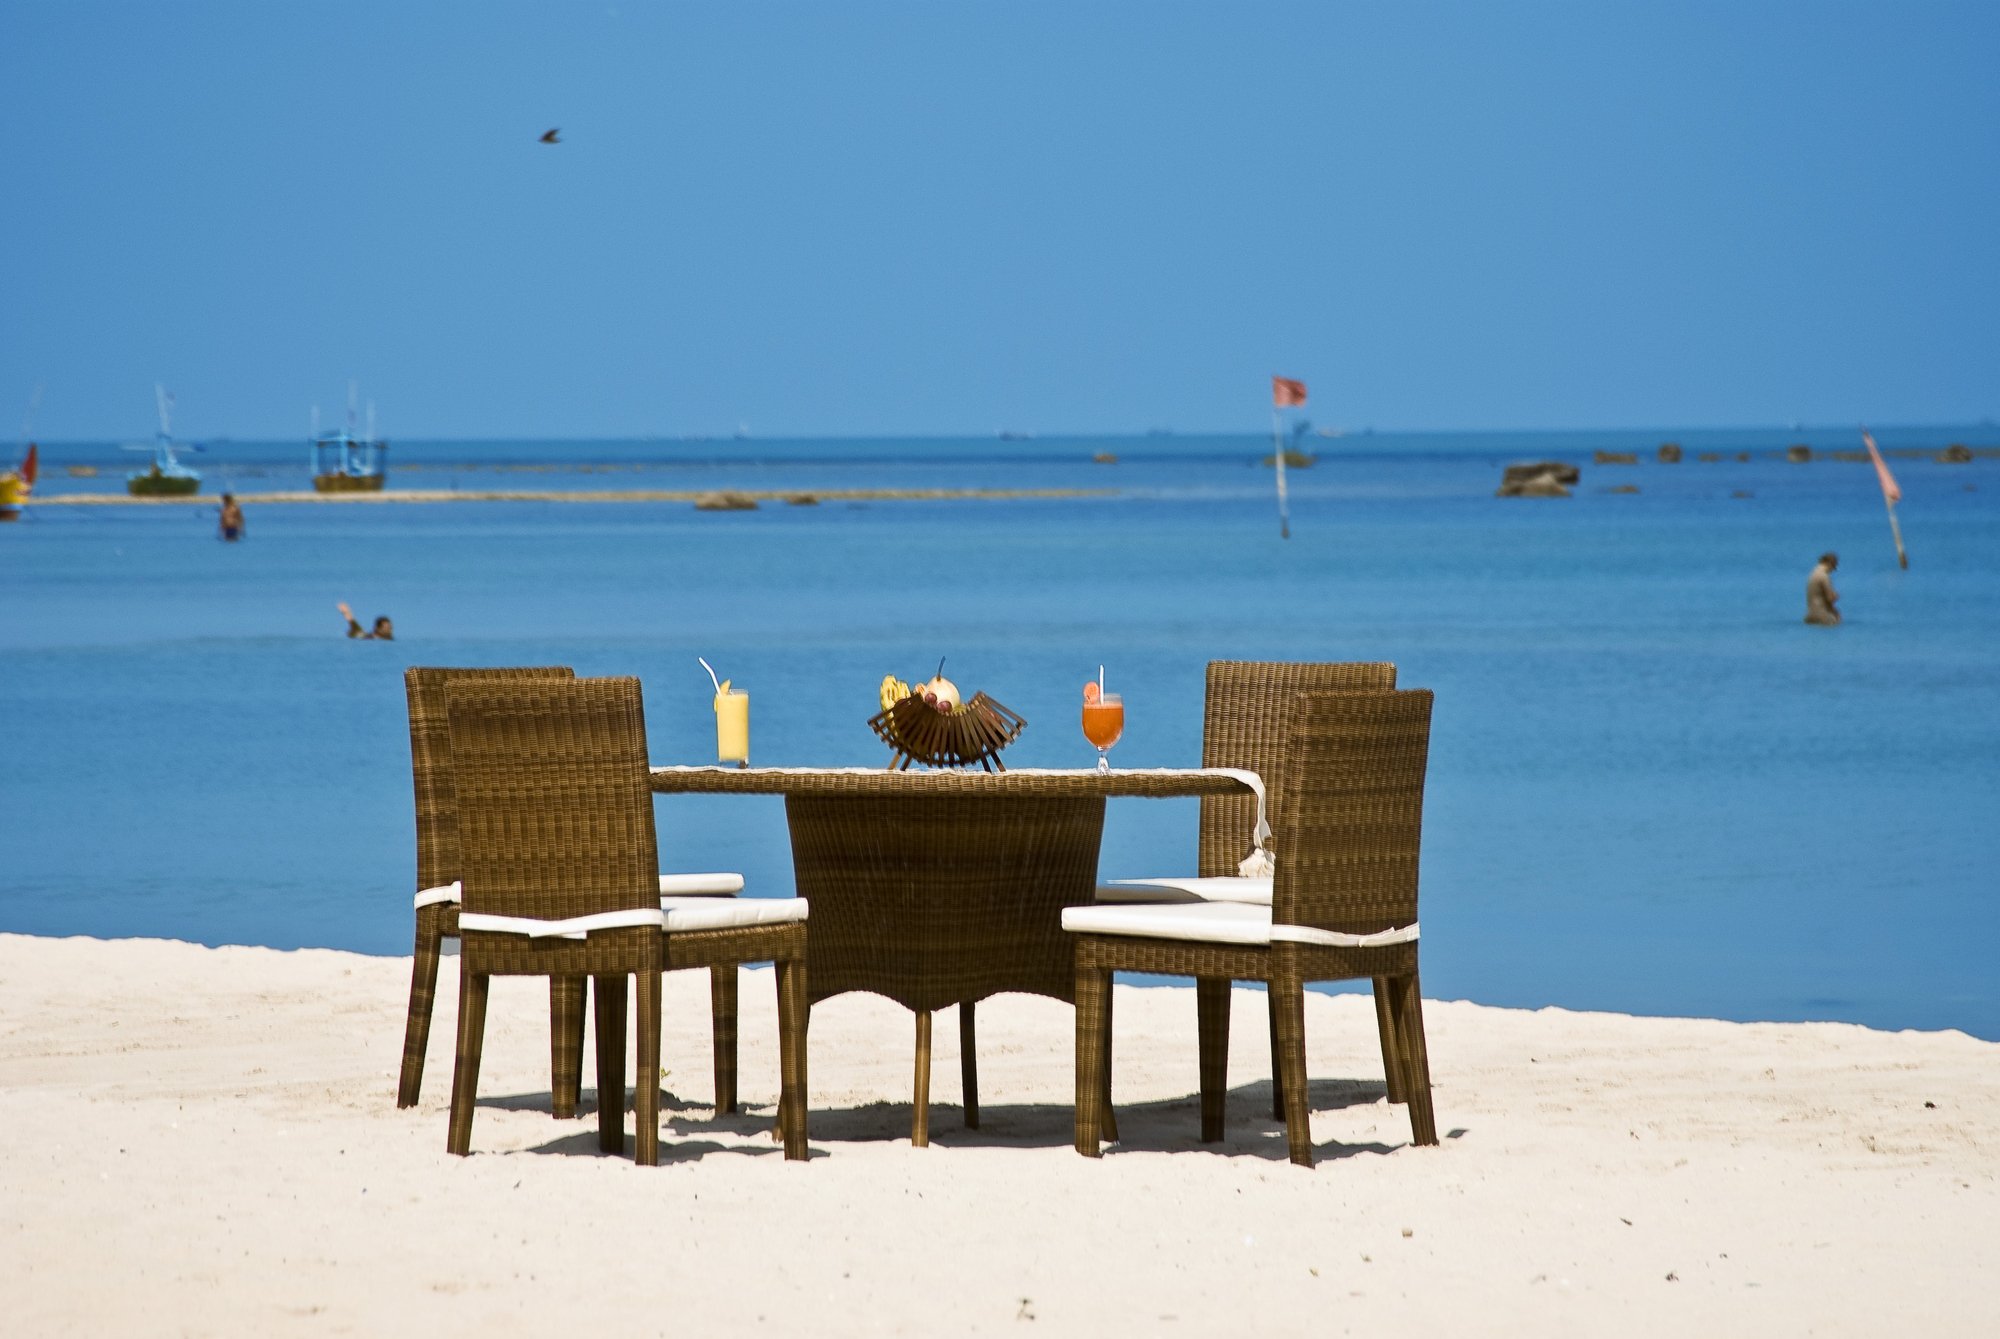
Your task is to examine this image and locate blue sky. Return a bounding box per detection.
[4,1,1995,440]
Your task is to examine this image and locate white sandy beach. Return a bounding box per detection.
[2,932,1994,1336]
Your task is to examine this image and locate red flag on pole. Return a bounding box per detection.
[1861,430,1901,504]
[1272,376,1307,408]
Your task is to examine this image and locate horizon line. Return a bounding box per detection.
[20,417,1999,448]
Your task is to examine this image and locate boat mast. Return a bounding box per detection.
[345,380,360,473]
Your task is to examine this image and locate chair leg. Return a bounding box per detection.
[634,970,662,1166]
[960,1000,980,1130]
[550,976,586,1119]
[1271,972,1313,1167]
[1373,975,1407,1105]
[1391,973,1439,1147]
[593,974,628,1155]
[1074,962,1110,1157]
[446,964,489,1156]
[710,965,740,1115]
[1196,977,1231,1143]
[775,957,810,1161]
[1100,982,1119,1144]
[398,917,444,1108]
[911,1009,933,1147]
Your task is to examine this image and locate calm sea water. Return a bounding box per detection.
[5,428,1996,1038]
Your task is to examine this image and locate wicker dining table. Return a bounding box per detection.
[648,765,1259,1142]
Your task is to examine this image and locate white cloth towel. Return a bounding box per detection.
[458,907,666,940]
[1062,900,1418,950]
[416,871,743,910]
[458,897,807,941]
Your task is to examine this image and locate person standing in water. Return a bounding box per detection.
[218,494,245,542]
[1805,552,1840,626]
[338,602,394,640]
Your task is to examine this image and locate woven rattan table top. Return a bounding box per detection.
[647,765,1255,799]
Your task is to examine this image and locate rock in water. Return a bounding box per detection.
[1786,444,1813,463]
[1497,462,1578,498]
[1501,461,1579,486]
[694,491,759,511]
[1594,451,1639,465]
[1657,442,1683,463]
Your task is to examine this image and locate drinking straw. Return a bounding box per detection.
[1098,665,1105,695]
[697,657,722,693]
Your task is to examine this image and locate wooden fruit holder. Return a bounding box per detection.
[868,692,1026,771]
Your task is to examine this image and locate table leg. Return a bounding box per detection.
[1074,962,1108,1157]
[912,1009,932,1147]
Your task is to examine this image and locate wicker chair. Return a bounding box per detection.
[443,676,810,1164]
[397,667,746,1117]
[1066,689,1438,1167]
[1093,660,1407,1115]
[783,789,1109,1147]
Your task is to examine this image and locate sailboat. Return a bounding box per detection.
[310,383,388,492]
[0,442,36,521]
[126,386,203,497]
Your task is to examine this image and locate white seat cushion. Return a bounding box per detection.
[1095,876,1273,906]
[659,896,808,932]
[417,872,743,910]
[1064,901,1276,945]
[1063,901,1418,949]
[657,872,744,897]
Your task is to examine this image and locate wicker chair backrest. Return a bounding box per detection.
[1271,689,1433,935]
[1199,661,1397,876]
[443,676,660,922]
[405,666,574,893]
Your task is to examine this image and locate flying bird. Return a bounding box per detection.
[539,128,560,144]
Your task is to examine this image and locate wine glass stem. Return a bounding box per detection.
[1096,748,1109,773]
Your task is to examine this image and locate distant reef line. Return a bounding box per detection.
[30,486,1115,507]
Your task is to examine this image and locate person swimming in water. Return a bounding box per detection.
[338,602,394,640]
[218,494,245,542]
[1805,552,1840,626]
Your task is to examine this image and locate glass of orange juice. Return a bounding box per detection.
[1081,681,1124,772]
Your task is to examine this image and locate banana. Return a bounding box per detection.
[878,674,912,712]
